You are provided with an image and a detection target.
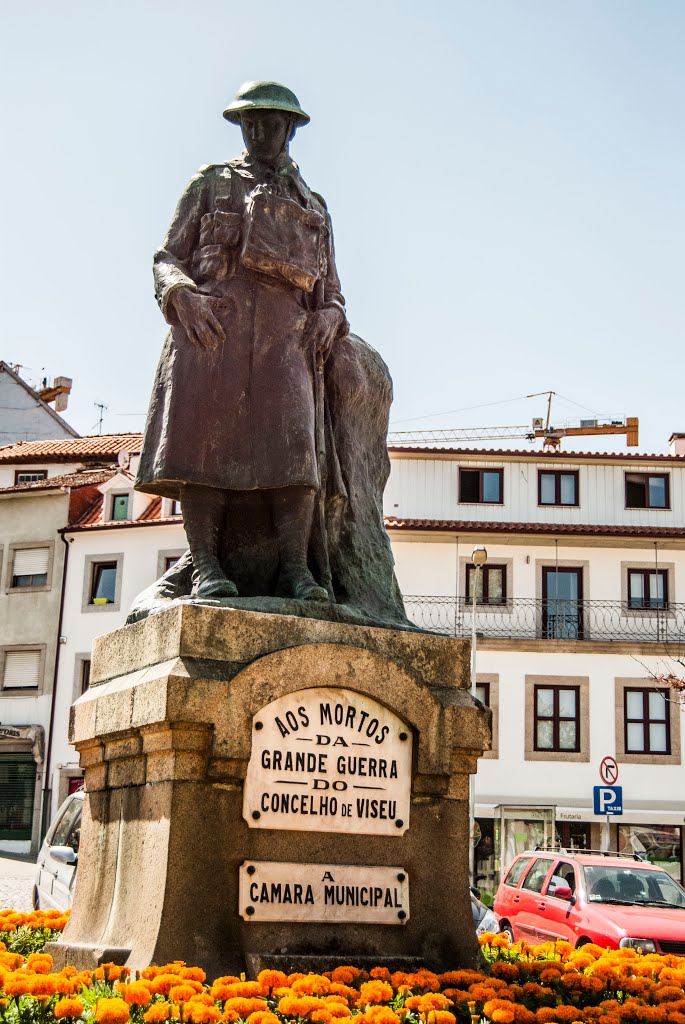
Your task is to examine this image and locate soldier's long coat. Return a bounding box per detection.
[136,152,347,498]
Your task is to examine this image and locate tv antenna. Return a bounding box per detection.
[94,401,108,435]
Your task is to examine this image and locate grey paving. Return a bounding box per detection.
[0,856,36,912]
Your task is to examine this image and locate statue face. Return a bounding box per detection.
[240,110,292,164]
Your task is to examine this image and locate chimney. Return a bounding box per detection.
[668,433,685,456]
[38,375,73,412]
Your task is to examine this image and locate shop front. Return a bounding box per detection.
[0,725,44,856]
[474,804,684,904]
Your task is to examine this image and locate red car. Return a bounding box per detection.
[494,849,685,953]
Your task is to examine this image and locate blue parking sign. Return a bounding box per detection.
[593,785,623,815]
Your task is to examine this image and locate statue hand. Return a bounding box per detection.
[305,307,345,360]
[169,288,225,352]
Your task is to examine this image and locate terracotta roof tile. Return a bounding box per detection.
[388,446,684,462]
[0,433,143,463]
[0,470,113,494]
[384,517,685,539]
[139,496,162,521]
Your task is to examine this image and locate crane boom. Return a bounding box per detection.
[388,416,639,449]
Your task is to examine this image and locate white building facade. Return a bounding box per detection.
[386,438,685,903]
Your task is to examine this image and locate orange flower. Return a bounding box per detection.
[170,986,204,1005]
[418,1013,455,1024]
[3,973,30,997]
[310,1010,332,1023]
[360,1008,401,1024]
[54,997,86,1019]
[180,968,206,984]
[358,981,393,1005]
[483,1003,515,1024]
[144,1003,176,1022]
[94,997,131,1024]
[405,995,451,1012]
[95,964,130,983]
[26,953,54,975]
[221,998,266,1017]
[152,975,189,996]
[331,968,363,985]
[293,976,332,996]
[117,982,153,1006]
[246,1013,282,1024]
[184,1005,222,1024]
[257,971,289,993]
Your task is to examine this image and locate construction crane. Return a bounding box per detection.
[388,392,639,450]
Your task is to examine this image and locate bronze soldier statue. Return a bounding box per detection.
[133,81,408,629]
[136,81,349,602]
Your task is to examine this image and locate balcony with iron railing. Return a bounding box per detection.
[402,596,685,643]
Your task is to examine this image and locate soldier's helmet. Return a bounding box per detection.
[223,81,310,126]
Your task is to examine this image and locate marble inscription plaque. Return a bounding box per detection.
[243,687,412,835]
[239,860,410,924]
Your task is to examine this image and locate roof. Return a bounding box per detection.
[0,361,80,442]
[0,470,113,495]
[70,493,179,529]
[0,433,143,464]
[385,517,685,540]
[388,446,685,463]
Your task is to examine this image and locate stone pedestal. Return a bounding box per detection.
[48,605,490,975]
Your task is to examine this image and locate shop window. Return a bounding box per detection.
[10,547,49,589]
[0,753,36,840]
[14,470,47,484]
[89,562,117,605]
[459,468,503,504]
[539,470,579,507]
[467,564,506,606]
[473,817,496,906]
[2,649,41,690]
[618,824,682,883]
[111,494,130,521]
[624,688,670,755]
[625,473,669,509]
[627,569,668,610]
[534,685,580,752]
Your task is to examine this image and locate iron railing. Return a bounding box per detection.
[403,596,685,643]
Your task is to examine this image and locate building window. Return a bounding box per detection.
[625,688,670,755]
[10,547,49,588]
[2,649,42,690]
[172,500,182,516]
[90,562,117,604]
[111,494,130,521]
[459,468,503,504]
[538,470,579,506]
[625,473,669,509]
[0,754,37,840]
[14,470,47,484]
[475,682,490,708]
[534,685,580,752]
[80,659,91,694]
[627,569,668,610]
[165,556,180,572]
[467,564,506,605]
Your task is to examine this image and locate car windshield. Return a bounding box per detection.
[583,864,685,907]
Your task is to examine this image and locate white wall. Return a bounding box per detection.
[385,454,685,529]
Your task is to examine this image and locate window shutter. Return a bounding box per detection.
[0,754,37,840]
[13,548,49,576]
[3,650,41,688]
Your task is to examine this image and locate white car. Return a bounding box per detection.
[33,789,83,911]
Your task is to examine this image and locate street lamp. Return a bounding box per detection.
[469,545,487,885]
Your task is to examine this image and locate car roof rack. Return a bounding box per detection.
[532,845,643,861]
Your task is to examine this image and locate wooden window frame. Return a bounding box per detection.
[627,568,669,610]
[534,684,580,753]
[109,492,130,522]
[82,553,124,613]
[624,472,670,510]
[466,563,507,606]
[458,467,504,505]
[624,687,671,755]
[538,469,579,507]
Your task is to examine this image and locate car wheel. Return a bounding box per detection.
[500,921,515,943]
[576,936,592,948]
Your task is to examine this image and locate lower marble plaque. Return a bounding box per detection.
[239,861,410,925]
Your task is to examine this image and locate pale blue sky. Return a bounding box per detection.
[1,1,683,452]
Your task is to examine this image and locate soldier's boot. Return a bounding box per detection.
[182,485,239,599]
[273,486,329,602]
